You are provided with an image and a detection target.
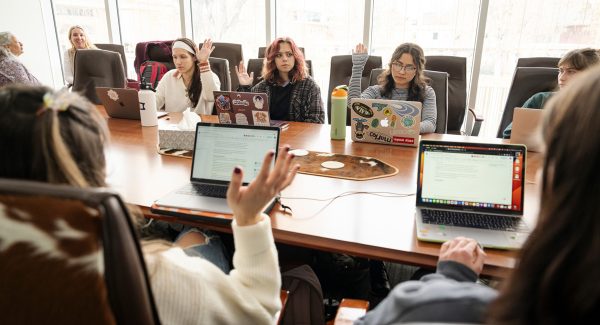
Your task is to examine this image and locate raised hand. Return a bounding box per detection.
[353,43,368,55]
[235,60,254,86]
[197,38,215,63]
[227,146,299,226]
[439,237,486,275]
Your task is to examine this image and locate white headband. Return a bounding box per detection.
[172,41,195,55]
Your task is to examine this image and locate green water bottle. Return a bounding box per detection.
[330,85,348,140]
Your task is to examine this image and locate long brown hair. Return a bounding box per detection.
[487,65,600,324]
[262,37,308,84]
[558,48,600,70]
[378,43,429,101]
[0,85,107,187]
[172,37,202,107]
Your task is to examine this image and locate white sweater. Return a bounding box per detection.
[155,68,220,115]
[144,216,281,325]
[63,49,74,85]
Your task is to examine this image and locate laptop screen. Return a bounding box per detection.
[416,140,526,215]
[190,123,280,185]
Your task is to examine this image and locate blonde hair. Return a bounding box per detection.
[67,25,96,65]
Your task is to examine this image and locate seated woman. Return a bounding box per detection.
[356,65,600,324]
[0,85,300,324]
[502,48,600,138]
[235,37,325,123]
[0,32,40,87]
[63,25,97,85]
[155,38,220,115]
[350,43,436,134]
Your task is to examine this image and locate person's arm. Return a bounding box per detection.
[420,86,437,134]
[63,50,73,85]
[348,43,369,100]
[155,74,167,111]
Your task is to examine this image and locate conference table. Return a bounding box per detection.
[103,109,541,278]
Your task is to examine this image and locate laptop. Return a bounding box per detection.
[350,98,422,147]
[214,90,288,129]
[152,122,280,218]
[96,87,167,120]
[510,107,544,152]
[415,140,530,249]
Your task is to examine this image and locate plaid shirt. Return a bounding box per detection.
[239,76,325,124]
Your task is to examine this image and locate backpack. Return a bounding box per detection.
[139,61,168,90]
[281,265,325,325]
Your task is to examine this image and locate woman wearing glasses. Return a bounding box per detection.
[349,43,436,134]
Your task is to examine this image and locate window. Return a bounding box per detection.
[118,0,182,77]
[192,0,266,63]
[475,0,600,137]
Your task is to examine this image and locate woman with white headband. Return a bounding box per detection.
[155,38,220,115]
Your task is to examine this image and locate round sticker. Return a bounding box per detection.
[321,161,345,169]
[289,149,309,156]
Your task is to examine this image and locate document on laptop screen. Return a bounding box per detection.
[192,126,278,183]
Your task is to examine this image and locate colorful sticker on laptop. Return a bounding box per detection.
[391,102,420,117]
[216,95,231,111]
[252,110,269,126]
[219,113,232,124]
[353,118,369,139]
[352,102,374,118]
[107,89,119,101]
[235,113,249,125]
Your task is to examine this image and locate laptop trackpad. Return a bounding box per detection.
[155,193,232,214]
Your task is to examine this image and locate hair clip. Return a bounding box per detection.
[36,91,71,116]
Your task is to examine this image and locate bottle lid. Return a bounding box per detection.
[332,85,348,97]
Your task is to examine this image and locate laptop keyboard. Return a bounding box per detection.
[421,209,528,232]
[176,183,228,198]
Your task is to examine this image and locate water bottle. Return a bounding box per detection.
[330,85,348,140]
[138,78,158,127]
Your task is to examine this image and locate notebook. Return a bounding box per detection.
[152,122,280,218]
[96,87,167,120]
[415,140,530,249]
[510,107,544,152]
[214,90,288,129]
[350,98,422,147]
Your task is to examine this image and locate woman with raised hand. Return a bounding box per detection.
[349,43,437,134]
[155,38,221,115]
[0,84,300,324]
[63,25,96,85]
[236,37,325,123]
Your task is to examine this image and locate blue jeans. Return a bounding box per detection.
[177,227,231,274]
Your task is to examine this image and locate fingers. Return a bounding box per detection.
[226,166,244,203]
[254,150,276,185]
[237,60,246,73]
[268,146,291,186]
[249,71,254,80]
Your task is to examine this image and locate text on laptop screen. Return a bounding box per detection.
[192,125,279,184]
[417,142,524,212]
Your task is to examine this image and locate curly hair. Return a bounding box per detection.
[377,43,429,102]
[262,37,308,84]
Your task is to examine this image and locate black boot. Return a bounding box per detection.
[369,259,390,297]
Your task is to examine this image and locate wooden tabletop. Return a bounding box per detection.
[102,109,541,278]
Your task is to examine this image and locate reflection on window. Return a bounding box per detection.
[118,0,182,77]
[192,0,266,63]
[476,0,600,137]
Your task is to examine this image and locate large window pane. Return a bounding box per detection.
[52,0,110,83]
[476,0,600,137]
[276,0,365,108]
[118,0,182,77]
[192,0,266,64]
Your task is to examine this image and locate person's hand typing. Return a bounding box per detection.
[235,60,254,86]
[439,237,486,275]
[227,146,299,226]
[197,38,214,63]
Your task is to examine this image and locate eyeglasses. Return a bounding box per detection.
[391,62,417,73]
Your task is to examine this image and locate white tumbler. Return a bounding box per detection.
[138,88,158,127]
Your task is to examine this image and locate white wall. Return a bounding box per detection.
[1,0,63,88]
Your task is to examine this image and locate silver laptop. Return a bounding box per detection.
[350,98,422,147]
[415,140,530,249]
[96,87,166,120]
[510,107,544,152]
[153,122,280,216]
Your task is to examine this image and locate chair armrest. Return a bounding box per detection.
[277,290,289,324]
[333,299,369,325]
[466,108,484,136]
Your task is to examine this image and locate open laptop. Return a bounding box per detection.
[96,87,167,120]
[214,90,288,128]
[350,98,422,147]
[510,107,544,152]
[415,140,530,249]
[152,122,280,219]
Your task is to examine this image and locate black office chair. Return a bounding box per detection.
[72,49,127,104]
[210,57,231,91]
[496,67,559,138]
[328,55,382,125]
[258,46,305,58]
[0,179,160,325]
[95,43,129,79]
[201,42,243,91]
[369,68,448,134]
[516,57,560,68]
[245,58,314,87]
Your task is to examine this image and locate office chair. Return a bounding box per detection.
[209,57,231,91]
[496,67,559,138]
[516,57,560,68]
[328,55,382,125]
[134,40,174,80]
[72,49,126,104]
[0,179,160,325]
[425,56,482,136]
[95,43,129,78]
[258,46,305,58]
[369,68,448,134]
[200,42,243,90]
[245,58,314,87]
